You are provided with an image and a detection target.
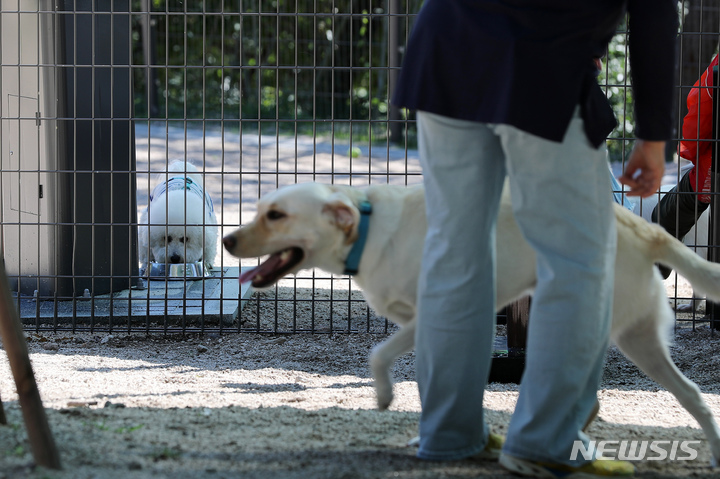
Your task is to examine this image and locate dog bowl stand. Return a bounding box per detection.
[14,267,254,328]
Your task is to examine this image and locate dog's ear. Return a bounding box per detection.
[322,194,358,243]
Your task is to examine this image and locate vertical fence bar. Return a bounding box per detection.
[709,55,720,329]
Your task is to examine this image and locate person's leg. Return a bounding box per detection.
[494,109,617,466]
[414,111,506,460]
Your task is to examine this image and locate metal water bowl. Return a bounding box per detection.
[142,261,210,280]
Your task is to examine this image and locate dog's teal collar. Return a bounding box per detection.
[343,200,373,276]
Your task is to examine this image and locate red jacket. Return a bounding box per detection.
[679,54,719,201]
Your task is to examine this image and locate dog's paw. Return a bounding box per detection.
[370,353,394,410]
[376,397,393,411]
[375,385,394,411]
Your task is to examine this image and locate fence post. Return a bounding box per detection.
[0,258,61,469]
[55,0,139,297]
[388,0,402,143]
[140,0,159,118]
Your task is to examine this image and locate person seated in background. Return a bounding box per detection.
[652,54,718,278]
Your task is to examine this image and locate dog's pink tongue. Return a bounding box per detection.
[239,267,260,284]
[239,252,283,284]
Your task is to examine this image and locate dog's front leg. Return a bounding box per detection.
[369,319,416,411]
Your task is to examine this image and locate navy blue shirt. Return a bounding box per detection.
[392,0,678,147]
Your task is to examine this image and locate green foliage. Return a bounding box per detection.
[130,0,403,138]
[114,423,145,434]
[91,420,110,431]
[598,24,636,163]
[130,2,638,151]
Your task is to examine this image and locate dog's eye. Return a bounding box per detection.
[179,237,186,244]
[166,235,173,243]
[267,210,286,221]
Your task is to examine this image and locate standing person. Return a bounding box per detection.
[392,1,677,477]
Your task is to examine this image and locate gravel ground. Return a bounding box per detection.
[2,119,712,477]
[2,271,720,479]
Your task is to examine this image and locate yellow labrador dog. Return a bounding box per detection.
[223,182,720,465]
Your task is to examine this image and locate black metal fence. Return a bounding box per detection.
[1,0,718,335]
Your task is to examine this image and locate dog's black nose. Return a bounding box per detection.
[170,254,182,264]
[222,235,236,251]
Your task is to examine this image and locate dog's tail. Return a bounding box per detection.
[626,204,720,302]
[660,243,720,302]
[168,159,198,173]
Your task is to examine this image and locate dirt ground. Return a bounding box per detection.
[2,274,720,478]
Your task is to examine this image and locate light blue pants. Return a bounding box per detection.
[415,110,616,466]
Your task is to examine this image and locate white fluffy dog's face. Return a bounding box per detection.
[143,188,214,264]
[147,224,206,264]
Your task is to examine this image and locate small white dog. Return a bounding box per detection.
[139,160,218,267]
[223,181,720,466]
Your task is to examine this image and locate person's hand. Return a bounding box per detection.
[618,140,666,198]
